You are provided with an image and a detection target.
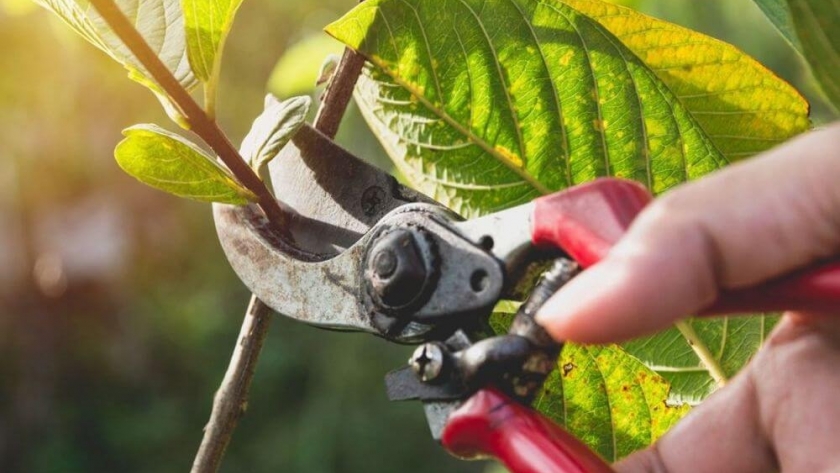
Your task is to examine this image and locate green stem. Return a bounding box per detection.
[88,0,290,235]
[204,82,217,122]
[204,31,230,121]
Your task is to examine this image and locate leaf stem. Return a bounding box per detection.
[204,83,217,121]
[674,320,728,388]
[88,0,290,235]
[204,31,230,121]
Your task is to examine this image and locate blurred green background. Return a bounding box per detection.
[0,0,831,472]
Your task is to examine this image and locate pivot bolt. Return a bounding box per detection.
[409,343,444,382]
[367,228,429,309]
[372,249,398,278]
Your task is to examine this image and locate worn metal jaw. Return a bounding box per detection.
[214,200,505,342]
[213,124,515,343]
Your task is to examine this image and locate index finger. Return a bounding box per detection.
[535,124,840,343]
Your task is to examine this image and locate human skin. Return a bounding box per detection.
[535,123,840,473]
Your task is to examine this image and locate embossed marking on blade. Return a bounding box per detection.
[268,124,434,255]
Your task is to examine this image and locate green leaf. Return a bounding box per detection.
[752,0,840,111]
[328,0,809,453]
[751,0,804,54]
[182,0,243,81]
[327,0,808,216]
[547,345,690,461]
[182,0,244,113]
[35,0,198,122]
[521,0,795,405]
[491,312,689,461]
[564,0,810,163]
[785,0,840,112]
[115,124,257,204]
[268,33,345,98]
[624,316,779,405]
[241,95,311,174]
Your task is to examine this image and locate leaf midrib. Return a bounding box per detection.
[455,0,530,180]
[364,53,552,194]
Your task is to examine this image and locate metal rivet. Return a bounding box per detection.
[367,229,429,309]
[372,249,398,278]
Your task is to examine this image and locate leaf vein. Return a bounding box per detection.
[456,0,529,174]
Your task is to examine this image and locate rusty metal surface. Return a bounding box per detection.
[215,199,507,343]
[214,202,374,332]
[214,124,444,341]
[214,123,553,345]
[372,206,503,319]
[267,124,432,255]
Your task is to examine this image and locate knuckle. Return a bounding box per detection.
[795,167,840,258]
[618,189,721,306]
[631,188,704,245]
[615,444,671,473]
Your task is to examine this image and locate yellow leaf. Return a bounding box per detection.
[564,0,810,162]
[1,0,37,15]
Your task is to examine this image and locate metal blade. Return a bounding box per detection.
[423,402,459,441]
[267,124,433,255]
[214,125,444,341]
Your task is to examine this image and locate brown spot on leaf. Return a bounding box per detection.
[562,362,575,376]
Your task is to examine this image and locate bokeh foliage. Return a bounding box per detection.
[0,0,834,472]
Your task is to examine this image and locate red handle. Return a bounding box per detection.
[531,178,840,316]
[441,388,614,473]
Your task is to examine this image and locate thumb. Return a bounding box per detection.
[536,124,840,343]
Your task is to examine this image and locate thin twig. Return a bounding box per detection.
[88,0,290,234]
[191,296,272,473]
[314,47,366,138]
[190,47,365,473]
[86,0,365,470]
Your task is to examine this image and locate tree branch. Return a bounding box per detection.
[88,0,291,235]
[86,1,366,471]
[190,47,365,473]
[314,47,366,138]
[191,296,272,473]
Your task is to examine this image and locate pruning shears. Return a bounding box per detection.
[213,124,840,472]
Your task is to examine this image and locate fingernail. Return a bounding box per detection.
[535,260,621,339]
[535,273,591,331]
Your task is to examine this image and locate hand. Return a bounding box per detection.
[535,124,840,473]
